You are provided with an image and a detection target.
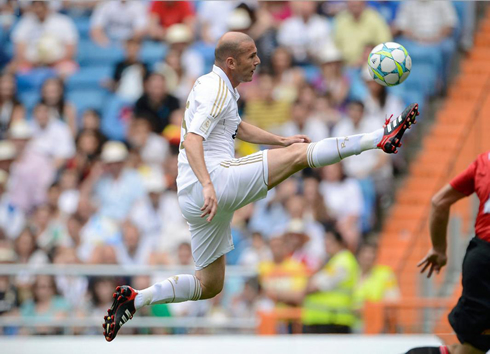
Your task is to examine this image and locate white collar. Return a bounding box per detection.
[212,65,240,101]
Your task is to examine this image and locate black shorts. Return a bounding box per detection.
[449,236,490,352]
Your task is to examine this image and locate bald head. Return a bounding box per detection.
[215,32,254,65]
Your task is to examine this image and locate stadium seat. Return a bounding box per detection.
[77,39,124,66]
[74,17,91,40]
[101,95,134,141]
[67,89,107,121]
[18,90,40,117]
[140,41,167,66]
[66,66,113,91]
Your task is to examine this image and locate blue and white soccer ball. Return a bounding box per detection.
[367,42,412,87]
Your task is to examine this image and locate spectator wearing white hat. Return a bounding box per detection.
[10,1,78,76]
[80,141,145,222]
[7,121,56,213]
[90,0,148,47]
[313,43,349,108]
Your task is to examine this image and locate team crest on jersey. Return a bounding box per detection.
[200,118,212,134]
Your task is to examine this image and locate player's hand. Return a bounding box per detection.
[201,183,218,222]
[280,135,311,147]
[417,248,447,278]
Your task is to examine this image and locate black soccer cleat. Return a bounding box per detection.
[377,103,419,154]
[103,285,137,342]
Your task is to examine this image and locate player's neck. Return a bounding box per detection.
[215,64,239,88]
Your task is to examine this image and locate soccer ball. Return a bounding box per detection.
[367,42,411,87]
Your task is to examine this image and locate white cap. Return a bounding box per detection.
[0,141,16,161]
[101,141,128,163]
[227,8,252,31]
[318,43,343,64]
[166,24,193,44]
[285,218,308,236]
[9,120,32,139]
[143,170,166,193]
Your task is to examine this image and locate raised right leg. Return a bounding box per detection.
[267,103,419,189]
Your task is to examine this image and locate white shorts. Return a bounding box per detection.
[178,150,269,270]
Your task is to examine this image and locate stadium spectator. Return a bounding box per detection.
[313,43,349,108]
[8,120,56,213]
[393,1,458,45]
[258,236,308,316]
[19,274,70,335]
[280,100,329,143]
[30,102,76,168]
[52,246,88,310]
[303,175,334,227]
[268,47,304,103]
[244,73,291,132]
[155,25,204,104]
[115,221,152,267]
[0,233,18,317]
[81,109,102,133]
[87,277,118,318]
[301,230,359,334]
[319,163,363,251]
[334,1,391,67]
[333,100,393,223]
[11,1,78,76]
[362,69,404,122]
[127,117,169,168]
[249,178,298,238]
[134,73,180,134]
[230,277,274,321]
[238,232,272,267]
[67,129,104,179]
[197,1,238,44]
[148,1,195,41]
[277,1,333,64]
[40,77,77,136]
[108,38,148,103]
[80,141,145,222]
[0,73,24,138]
[354,241,400,307]
[90,0,148,47]
[0,169,25,240]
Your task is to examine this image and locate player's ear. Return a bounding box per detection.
[226,57,236,70]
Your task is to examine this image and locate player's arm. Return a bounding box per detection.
[236,121,311,146]
[418,184,467,277]
[182,132,217,222]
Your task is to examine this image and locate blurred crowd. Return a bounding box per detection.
[0,0,477,335]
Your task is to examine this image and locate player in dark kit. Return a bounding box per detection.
[406,151,490,354]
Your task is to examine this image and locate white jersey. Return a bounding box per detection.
[177,65,242,192]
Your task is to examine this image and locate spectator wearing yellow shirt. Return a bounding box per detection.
[334,2,391,67]
[244,73,291,133]
[258,236,308,308]
[301,230,360,334]
[354,241,400,305]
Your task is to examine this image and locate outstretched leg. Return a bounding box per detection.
[267,103,418,188]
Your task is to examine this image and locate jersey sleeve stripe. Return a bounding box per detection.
[214,84,228,118]
[210,78,225,118]
[212,78,227,118]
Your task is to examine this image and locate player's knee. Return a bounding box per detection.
[201,281,223,299]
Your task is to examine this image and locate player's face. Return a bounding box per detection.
[235,41,261,83]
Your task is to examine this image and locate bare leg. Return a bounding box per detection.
[267,143,309,189]
[195,255,226,299]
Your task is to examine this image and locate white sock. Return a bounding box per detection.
[307,129,384,168]
[134,274,202,310]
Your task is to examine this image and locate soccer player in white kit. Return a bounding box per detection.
[103,32,419,341]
